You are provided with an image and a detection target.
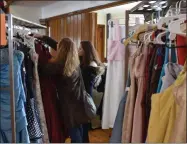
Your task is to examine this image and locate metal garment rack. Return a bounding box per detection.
[6,14,46,143]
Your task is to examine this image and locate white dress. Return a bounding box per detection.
[102,20,126,129]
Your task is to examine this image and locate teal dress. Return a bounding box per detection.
[0,48,30,143]
[156,46,177,93]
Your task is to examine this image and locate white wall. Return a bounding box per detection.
[10,5,42,23]
[41,1,115,19]
[97,11,106,25]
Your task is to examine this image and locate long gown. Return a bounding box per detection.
[102,20,126,129]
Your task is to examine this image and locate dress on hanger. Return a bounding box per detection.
[145,45,165,134]
[146,62,186,143]
[0,48,30,143]
[110,72,130,143]
[35,42,66,143]
[102,20,125,129]
[18,43,43,141]
[30,48,49,143]
[160,62,183,92]
[176,35,187,66]
[169,63,186,142]
[122,41,148,143]
[156,39,177,93]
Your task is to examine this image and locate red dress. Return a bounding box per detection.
[35,42,66,143]
[176,35,187,66]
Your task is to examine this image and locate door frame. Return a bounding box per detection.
[96,24,105,62]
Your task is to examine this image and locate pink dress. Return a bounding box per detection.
[102,19,126,129]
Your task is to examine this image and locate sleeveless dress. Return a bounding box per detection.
[102,20,126,129]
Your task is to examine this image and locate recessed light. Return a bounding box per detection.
[147,9,152,11]
[159,1,167,5]
[143,5,150,8]
[149,1,156,4]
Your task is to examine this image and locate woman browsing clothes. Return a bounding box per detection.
[78,41,105,142]
[33,35,91,143]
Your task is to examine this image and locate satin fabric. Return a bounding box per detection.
[146,62,186,143]
[0,49,29,143]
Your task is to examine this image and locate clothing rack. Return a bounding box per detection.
[6,14,46,143]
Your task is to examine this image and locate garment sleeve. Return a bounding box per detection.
[41,36,58,50]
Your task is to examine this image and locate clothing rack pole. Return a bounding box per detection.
[7,14,16,143]
[6,14,46,143]
[124,10,130,86]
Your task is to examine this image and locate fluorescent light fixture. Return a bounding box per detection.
[143,5,150,7]
[149,1,156,4]
[156,7,162,11]
[153,5,158,8]
[147,8,152,11]
[138,7,144,10]
[159,1,167,4]
[162,5,167,8]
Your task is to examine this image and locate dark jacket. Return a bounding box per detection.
[38,36,89,129]
[39,64,89,129]
[81,65,105,97]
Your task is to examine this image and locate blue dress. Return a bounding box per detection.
[156,47,177,93]
[110,72,130,143]
[0,48,30,143]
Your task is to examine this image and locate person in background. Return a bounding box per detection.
[78,41,105,142]
[79,41,105,97]
[33,35,90,143]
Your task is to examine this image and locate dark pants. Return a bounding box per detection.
[69,124,89,143]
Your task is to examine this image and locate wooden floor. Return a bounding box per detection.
[65,129,112,143]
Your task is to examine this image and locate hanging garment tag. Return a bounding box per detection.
[0,9,7,46]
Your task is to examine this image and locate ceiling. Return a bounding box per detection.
[12,1,57,7]
[95,1,141,14]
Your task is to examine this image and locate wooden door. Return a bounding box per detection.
[96,25,105,62]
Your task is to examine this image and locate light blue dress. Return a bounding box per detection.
[110,72,130,143]
[0,48,30,143]
[156,47,177,93]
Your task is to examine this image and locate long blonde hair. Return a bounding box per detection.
[51,38,80,77]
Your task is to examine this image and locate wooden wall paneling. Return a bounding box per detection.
[54,19,58,41]
[67,16,71,37]
[57,18,62,41]
[73,14,78,47]
[60,17,64,39]
[90,12,97,47]
[77,14,82,46]
[81,13,86,41]
[63,17,67,37]
[70,15,74,40]
[48,20,54,39]
[84,13,90,41]
[47,12,98,49]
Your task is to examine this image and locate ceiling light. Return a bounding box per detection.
[149,1,156,4]
[138,7,144,10]
[153,5,158,8]
[147,9,152,11]
[162,5,167,8]
[156,7,162,11]
[143,5,150,8]
[159,1,167,5]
